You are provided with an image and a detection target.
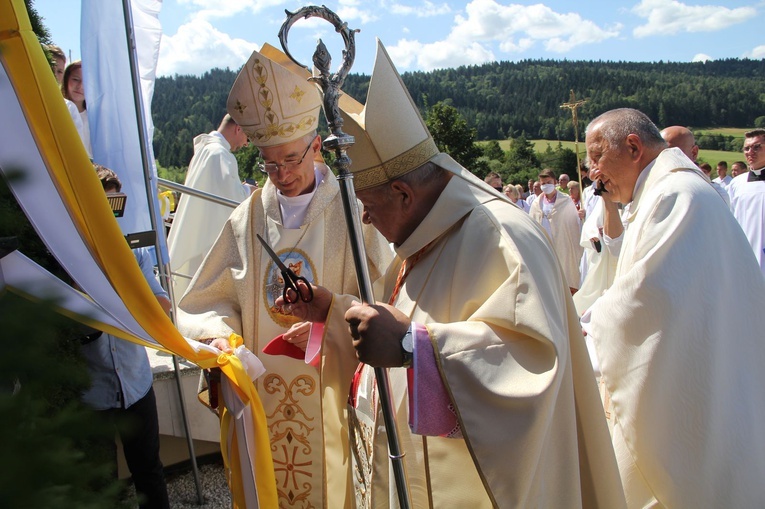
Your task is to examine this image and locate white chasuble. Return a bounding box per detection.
[529,193,583,289]
[339,162,625,509]
[168,132,249,298]
[588,149,765,508]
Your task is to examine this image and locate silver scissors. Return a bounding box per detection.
[256,234,313,304]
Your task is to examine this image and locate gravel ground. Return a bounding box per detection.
[166,461,231,509]
[124,457,231,509]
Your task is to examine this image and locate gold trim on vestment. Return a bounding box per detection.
[353,137,439,191]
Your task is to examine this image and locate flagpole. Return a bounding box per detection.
[120,0,204,503]
[279,7,412,508]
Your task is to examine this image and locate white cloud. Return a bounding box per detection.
[157,19,258,76]
[632,0,756,38]
[387,0,620,70]
[315,0,375,24]
[389,1,452,17]
[744,45,765,59]
[499,37,534,53]
[383,0,624,71]
[450,0,621,54]
[692,53,712,62]
[177,0,283,21]
[386,39,423,69]
[387,37,495,71]
[336,5,379,24]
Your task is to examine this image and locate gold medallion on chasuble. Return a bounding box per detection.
[263,247,317,328]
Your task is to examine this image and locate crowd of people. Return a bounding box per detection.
[495,130,762,301]
[46,34,765,509]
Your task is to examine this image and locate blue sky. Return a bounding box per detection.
[35,0,765,76]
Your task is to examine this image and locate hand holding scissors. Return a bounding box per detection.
[256,234,313,304]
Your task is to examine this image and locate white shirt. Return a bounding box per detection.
[713,174,732,188]
[276,167,324,229]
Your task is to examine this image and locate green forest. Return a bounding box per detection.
[151,58,765,184]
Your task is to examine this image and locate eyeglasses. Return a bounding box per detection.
[743,143,762,154]
[259,140,313,174]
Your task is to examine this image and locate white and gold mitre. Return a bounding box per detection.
[227,48,322,147]
[340,39,439,191]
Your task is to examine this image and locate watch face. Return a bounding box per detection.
[402,331,414,353]
[401,329,414,368]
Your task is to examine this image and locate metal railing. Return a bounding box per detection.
[156,176,241,505]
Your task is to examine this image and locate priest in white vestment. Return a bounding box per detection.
[281,40,626,509]
[583,108,765,508]
[577,177,600,284]
[176,49,392,508]
[529,168,583,291]
[727,129,765,278]
[572,195,619,316]
[167,114,252,298]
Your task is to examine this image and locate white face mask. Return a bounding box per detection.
[540,183,556,195]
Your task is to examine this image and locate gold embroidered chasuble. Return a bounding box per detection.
[177,165,392,508]
[332,164,625,509]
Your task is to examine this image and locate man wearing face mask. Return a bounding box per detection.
[529,168,583,293]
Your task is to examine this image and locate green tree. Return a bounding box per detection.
[538,142,578,175]
[504,133,541,184]
[25,0,52,46]
[482,139,505,160]
[425,101,482,169]
[235,144,265,185]
[0,293,126,509]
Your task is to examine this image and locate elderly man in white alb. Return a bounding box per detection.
[582,108,765,508]
[727,129,765,278]
[279,39,625,509]
[176,48,391,508]
[167,114,252,298]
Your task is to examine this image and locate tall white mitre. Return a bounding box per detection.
[226,47,322,147]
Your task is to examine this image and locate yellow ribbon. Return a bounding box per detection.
[1,2,276,507]
[197,334,277,508]
[158,189,174,219]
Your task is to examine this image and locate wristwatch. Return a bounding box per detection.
[400,323,414,368]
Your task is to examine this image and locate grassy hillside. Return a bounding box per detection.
[693,128,748,138]
[480,138,743,175]
[697,149,744,166]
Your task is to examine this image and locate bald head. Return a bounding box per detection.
[661,126,698,163]
[585,108,667,204]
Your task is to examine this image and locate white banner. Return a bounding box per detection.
[81,0,167,262]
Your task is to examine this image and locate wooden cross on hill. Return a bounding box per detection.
[560,90,587,187]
